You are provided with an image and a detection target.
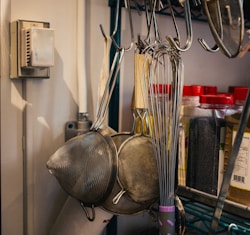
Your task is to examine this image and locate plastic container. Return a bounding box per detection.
[186,94,235,195]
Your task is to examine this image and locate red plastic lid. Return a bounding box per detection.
[228,86,248,94]
[234,87,249,101]
[192,85,204,96]
[204,86,217,95]
[200,94,234,105]
[183,85,204,96]
[183,85,192,96]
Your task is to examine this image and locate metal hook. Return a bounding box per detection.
[227,223,238,234]
[99,24,107,41]
[80,202,96,222]
[198,38,219,52]
[91,48,125,130]
[144,0,161,45]
[144,0,153,43]
[198,0,222,53]
[111,0,134,51]
[166,0,193,52]
[99,0,120,40]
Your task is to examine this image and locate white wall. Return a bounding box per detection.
[1,1,250,235]
[1,0,110,235]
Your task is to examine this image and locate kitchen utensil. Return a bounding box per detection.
[46,49,124,219]
[143,40,184,235]
[46,130,117,204]
[47,1,135,221]
[114,53,159,204]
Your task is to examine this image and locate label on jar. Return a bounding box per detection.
[230,131,250,191]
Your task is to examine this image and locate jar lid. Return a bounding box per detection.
[183,85,204,96]
[204,86,217,95]
[183,85,192,96]
[234,87,249,101]
[200,94,234,105]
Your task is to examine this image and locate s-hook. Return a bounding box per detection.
[166,0,193,52]
[111,0,135,52]
[198,0,222,53]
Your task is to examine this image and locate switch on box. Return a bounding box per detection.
[10,20,55,79]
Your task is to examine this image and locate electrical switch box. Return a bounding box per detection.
[10,20,55,79]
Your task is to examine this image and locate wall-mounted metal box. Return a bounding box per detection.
[10,20,54,79]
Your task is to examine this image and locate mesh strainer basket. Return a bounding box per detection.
[46,131,118,207]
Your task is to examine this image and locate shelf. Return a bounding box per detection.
[181,197,250,234]
[177,186,250,219]
[177,186,250,234]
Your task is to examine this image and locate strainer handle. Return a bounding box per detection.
[80,202,96,221]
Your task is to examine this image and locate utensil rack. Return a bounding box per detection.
[106,1,250,234]
[109,0,250,28]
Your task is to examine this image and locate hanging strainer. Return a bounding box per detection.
[47,130,117,207]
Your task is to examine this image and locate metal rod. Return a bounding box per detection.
[209,89,250,234]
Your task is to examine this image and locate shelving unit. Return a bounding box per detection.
[178,186,250,234]
[177,186,250,220]
[107,1,250,234]
[182,197,250,235]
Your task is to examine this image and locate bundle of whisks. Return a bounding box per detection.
[140,41,184,234]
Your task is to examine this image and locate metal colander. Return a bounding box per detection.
[46,131,118,206]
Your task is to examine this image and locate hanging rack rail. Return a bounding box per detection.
[108,0,250,29]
